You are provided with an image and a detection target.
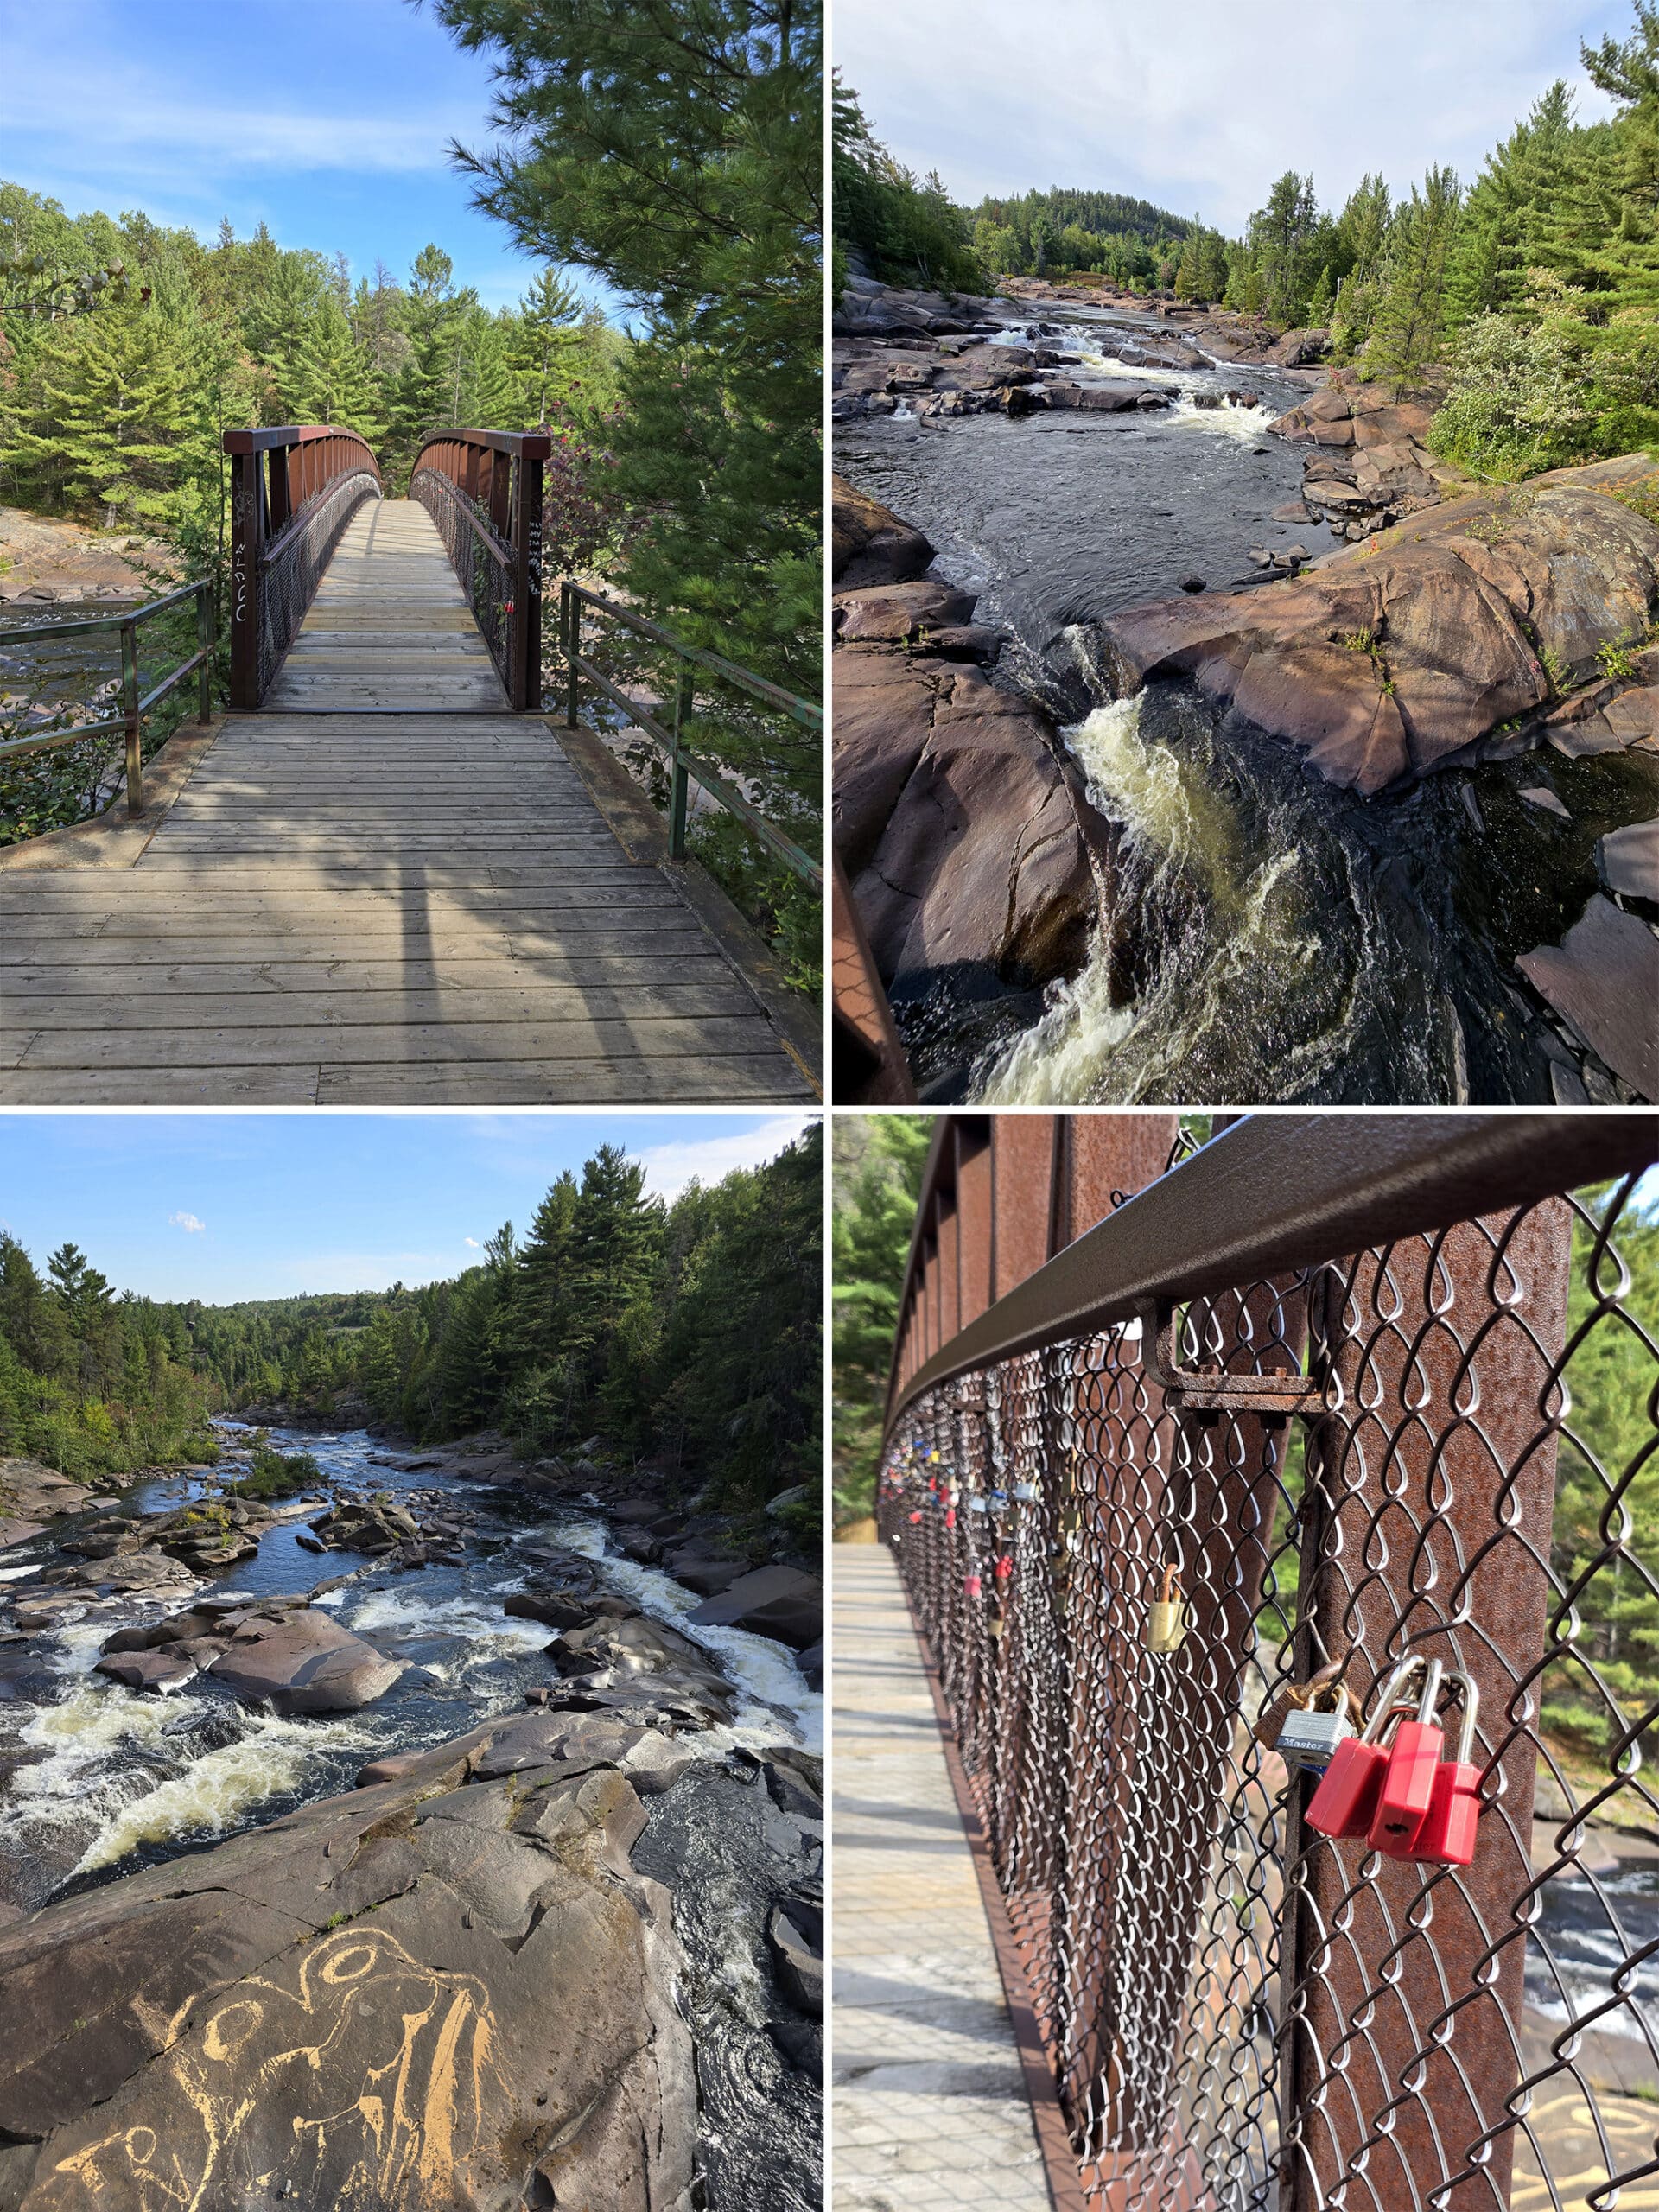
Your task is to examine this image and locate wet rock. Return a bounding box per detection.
[767,1901,824,2017]
[1599,819,1659,902]
[1519,785,1572,820]
[206,1605,407,1715]
[834,578,977,644]
[1098,455,1659,794]
[1517,894,1659,1100]
[663,1545,749,1598]
[0,1722,696,2212]
[837,651,1117,992]
[688,1567,823,1651]
[1179,575,1206,594]
[832,473,936,588]
[92,1649,200,1694]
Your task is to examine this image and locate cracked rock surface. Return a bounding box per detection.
[0,1711,698,2212]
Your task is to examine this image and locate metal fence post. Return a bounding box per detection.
[669,671,693,860]
[522,446,543,713]
[120,617,142,816]
[227,446,264,710]
[196,582,213,723]
[564,588,580,730]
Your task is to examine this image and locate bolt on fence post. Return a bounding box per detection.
[196,582,213,724]
[120,617,142,817]
[669,671,693,860]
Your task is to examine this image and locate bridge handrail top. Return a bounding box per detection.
[222,425,379,455]
[0,575,210,647]
[412,428,553,461]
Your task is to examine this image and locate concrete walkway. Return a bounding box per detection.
[832,1545,1051,2209]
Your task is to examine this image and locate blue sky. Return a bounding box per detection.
[0,1113,818,1303]
[836,0,1622,234]
[1,0,610,315]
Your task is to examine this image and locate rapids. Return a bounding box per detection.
[838,307,1659,1103]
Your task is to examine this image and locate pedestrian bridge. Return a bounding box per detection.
[0,425,819,1104]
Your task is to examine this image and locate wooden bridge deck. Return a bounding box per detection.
[265,500,508,714]
[0,504,817,1104]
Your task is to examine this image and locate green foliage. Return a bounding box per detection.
[964,181,1189,286]
[1359,165,1462,393]
[833,79,985,293]
[234,1446,321,1499]
[0,1231,219,1478]
[429,0,821,700]
[831,1116,933,1523]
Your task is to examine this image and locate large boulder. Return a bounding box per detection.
[688,1567,822,1651]
[832,474,934,588]
[0,1719,696,2211]
[206,1605,406,1715]
[1099,456,1659,794]
[1270,374,1436,448]
[1517,893,1659,1101]
[839,655,1116,988]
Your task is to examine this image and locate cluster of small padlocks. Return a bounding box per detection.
[880,1439,1041,1644]
[882,1440,1484,1871]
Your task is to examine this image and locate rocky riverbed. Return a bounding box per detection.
[833,281,1659,1106]
[0,1426,823,2211]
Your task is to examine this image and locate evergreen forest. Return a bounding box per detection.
[836,3,1659,479]
[1,1,823,982]
[0,1125,823,1538]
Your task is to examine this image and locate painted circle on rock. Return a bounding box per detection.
[321,1939,380,1984]
[202,2000,264,2063]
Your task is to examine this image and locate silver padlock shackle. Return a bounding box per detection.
[1357,1655,1444,1744]
[1436,1669,1482,1765]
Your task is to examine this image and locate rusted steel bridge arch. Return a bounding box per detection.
[878,1109,1659,2212]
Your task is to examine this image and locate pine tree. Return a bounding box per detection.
[285,294,385,438]
[511,266,584,423]
[1361,165,1462,393]
[0,301,193,523]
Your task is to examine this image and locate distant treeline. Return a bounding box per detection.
[2,1131,823,1537]
[836,4,1659,475]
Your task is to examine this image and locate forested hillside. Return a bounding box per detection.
[836,5,1659,478]
[2,1128,823,1531]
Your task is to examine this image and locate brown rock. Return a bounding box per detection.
[831,650,946,878]
[687,1566,822,1650]
[835,580,978,644]
[0,1721,696,2211]
[1517,894,1659,1098]
[92,1650,200,1694]
[849,661,1114,985]
[1100,457,1659,793]
[207,1606,406,1715]
[1599,820,1659,902]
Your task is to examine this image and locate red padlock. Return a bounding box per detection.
[1305,1659,1430,1841]
[907,1510,921,1524]
[945,1509,957,1529]
[1367,1658,1447,1859]
[963,1573,982,1598]
[1410,1671,1483,1867]
[994,1555,1013,1583]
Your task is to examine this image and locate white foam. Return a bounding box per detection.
[0,1564,40,1581]
[1168,391,1278,442]
[548,1516,822,1756]
[340,1584,549,1655]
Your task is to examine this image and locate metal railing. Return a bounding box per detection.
[409,429,547,709]
[223,426,382,707]
[877,1110,1659,2212]
[560,581,823,889]
[0,579,214,817]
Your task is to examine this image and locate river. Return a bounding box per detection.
[838,306,1659,1104]
[0,1422,823,2211]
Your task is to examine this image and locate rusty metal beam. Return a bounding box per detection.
[887,1113,1658,1433]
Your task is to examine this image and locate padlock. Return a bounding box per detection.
[1274,1678,1363,1772]
[1305,1659,1430,1840]
[1146,1565,1186,1653]
[1410,1671,1483,1867]
[907,1510,921,1524]
[963,1573,982,1598]
[1367,1658,1447,1859]
[968,1496,989,1516]
[1013,1481,1039,1503]
[944,1509,957,1529]
[993,1554,1013,1583]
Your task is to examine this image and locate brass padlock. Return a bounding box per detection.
[1147,1565,1186,1653]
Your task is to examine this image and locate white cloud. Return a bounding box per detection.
[635,1115,819,1199]
[464,1237,481,1249]
[836,0,1618,232]
[168,1211,206,1235]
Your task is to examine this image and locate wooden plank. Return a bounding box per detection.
[18,982,761,1029]
[0,1067,326,1103]
[16,1015,807,1068]
[0,1058,807,1106]
[4,954,740,994]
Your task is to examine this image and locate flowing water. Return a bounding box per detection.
[839,307,1659,1103]
[0,1424,818,1909]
